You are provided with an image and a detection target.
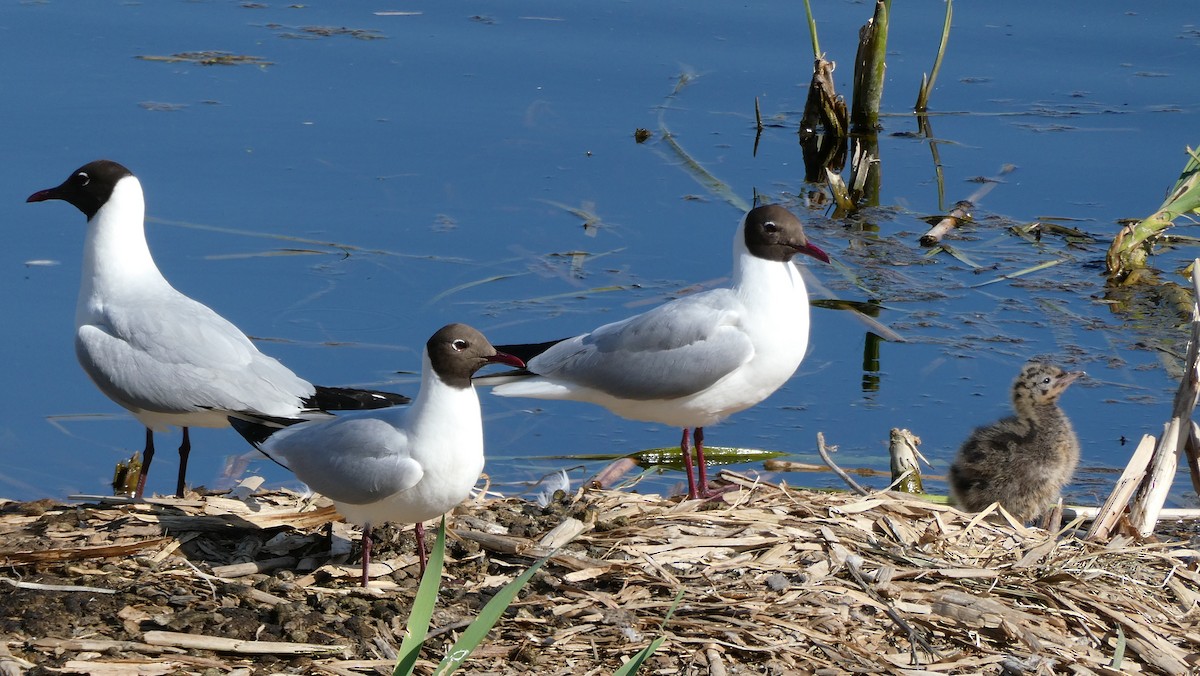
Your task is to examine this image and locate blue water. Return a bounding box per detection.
[2,1,1198,505]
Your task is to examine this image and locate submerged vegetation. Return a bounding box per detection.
[135,51,273,67]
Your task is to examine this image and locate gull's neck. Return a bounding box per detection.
[1014,396,1064,427]
[730,222,808,308]
[77,177,168,313]
[407,351,484,447]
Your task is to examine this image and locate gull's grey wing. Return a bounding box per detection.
[529,289,754,400]
[76,293,313,415]
[265,410,422,505]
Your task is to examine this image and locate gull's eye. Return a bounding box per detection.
[763,220,779,233]
[76,172,90,187]
[452,339,468,351]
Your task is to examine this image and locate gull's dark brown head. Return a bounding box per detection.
[428,323,525,389]
[743,204,829,264]
[27,160,134,220]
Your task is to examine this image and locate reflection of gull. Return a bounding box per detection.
[230,324,524,586]
[27,160,409,500]
[481,205,829,499]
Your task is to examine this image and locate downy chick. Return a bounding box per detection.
[949,361,1083,522]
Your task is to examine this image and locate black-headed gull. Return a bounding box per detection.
[228,323,524,586]
[482,204,829,499]
[27,160,409,500]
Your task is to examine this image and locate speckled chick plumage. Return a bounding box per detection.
[948,361,1083,522]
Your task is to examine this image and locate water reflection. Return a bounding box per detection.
[1,1,1198,507]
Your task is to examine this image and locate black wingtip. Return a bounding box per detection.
[308,386,411,411]
[493,337,570,364]
[227,414,302,447]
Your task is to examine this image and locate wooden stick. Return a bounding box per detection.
[817,432,870,496]
[844,553,939,663]
[919,200,973,246]
[30,637,171,655]
[1,537,173,564]
[0,576,116,594]
[210,556,298,579]
[141,630,346,655]
[1132,420,1181,536]
[1068,506,1200,521]
[1084,434,1156,541]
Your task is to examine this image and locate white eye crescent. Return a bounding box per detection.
[76,172,90,186]
[452,339,468,351]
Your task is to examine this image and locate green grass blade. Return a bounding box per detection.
[1110,623,1126,669]
[613,637,667,676]
[969,257,1069,288]
[393,518,447,676]
[915,0,953,112]
[432,550,553,674]
[656,131,749,212]
[926,243,983,269]
[631,445,785,469]
[802,0,820,58]
[612,589,686,676]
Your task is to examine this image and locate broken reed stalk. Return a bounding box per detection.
[1105,145,1200,280]
[142,631,344,655]
[800,59,846,139]
[850,0,891,132]
[112,452,141,497]
[753,97,764,156]
[919,200,973,246]
[888,428,925,494]
[914,0,953,113]
[588,458,639,490]
[1130,421,1182,537]
[842,552,938,663]
[825,168,855,213]
[1084,435,1156,541]
[1140,259,1200,509]
[816,432,870,496]
[1092,257,1200,539]
[1188,422,1200,497]
[849,135,881,208]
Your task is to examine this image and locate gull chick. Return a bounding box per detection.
[949,360,1084,523]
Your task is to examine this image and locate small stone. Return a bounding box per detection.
[765,573,790,592]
